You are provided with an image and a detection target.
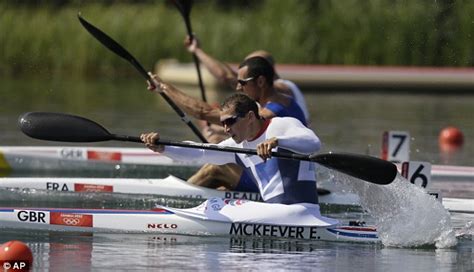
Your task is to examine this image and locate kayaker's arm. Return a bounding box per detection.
[269,117,321,155]
[185,35,238,89]
[147,73,221,125]
[201,123,228,143]
[162,144,236,165]
[141,131,236,165]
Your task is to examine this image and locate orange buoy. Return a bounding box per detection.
[439,126,464,153]
[0,240,33,271]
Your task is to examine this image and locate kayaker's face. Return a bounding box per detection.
[220,107,248,143]
[236,66,259,101]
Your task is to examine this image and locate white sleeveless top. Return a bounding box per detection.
[163,117,321,204]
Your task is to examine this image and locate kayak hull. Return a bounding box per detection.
[0,207,379,243]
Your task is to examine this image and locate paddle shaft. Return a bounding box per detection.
[112,134,396,185]
[185,21,208,103]
[173,0,208,102]
[113,134,310,161]
[191,51,207,102]
[78,15,208,143]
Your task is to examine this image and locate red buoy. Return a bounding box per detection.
[0,240,33,271]
[439,126,464,153]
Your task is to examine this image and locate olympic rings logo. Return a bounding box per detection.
[224,199,245,206]
[62,217,81,225]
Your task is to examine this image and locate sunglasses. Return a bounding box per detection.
[237,76,256,86]
[221,113,246,127]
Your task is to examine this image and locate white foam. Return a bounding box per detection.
[332,172,457,248]
[455,220,474,239]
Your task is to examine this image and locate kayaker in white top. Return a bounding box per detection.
[148,57,308,193]
[141,93,321,205]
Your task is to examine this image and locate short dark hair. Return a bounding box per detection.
[245,50,275,67]
[238,56,274,86]
[221,93,260,119]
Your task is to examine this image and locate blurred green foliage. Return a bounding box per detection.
[1,0,473,77]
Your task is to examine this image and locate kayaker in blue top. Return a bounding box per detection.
[183,36,311,127]
[147,57,308,192]
[141,93,321,205]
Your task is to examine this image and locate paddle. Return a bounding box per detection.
[171,0,207,102]
[77,14,208,143]
[19,112,398,185]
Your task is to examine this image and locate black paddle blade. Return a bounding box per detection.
[172,0,193,19]
[19,112,113,142]
[310,153,397,185]
[77,14,149,79]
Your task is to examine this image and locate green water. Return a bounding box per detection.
[2,76,473,166]
[1,75,473,271]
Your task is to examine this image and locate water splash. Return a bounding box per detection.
[455,220,474,239]
[332,172,457,248]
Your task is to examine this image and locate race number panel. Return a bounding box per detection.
[382,131,410,163]
[401,161,431,188]
[401,161,440,202]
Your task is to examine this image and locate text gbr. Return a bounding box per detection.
[17,210,47,223]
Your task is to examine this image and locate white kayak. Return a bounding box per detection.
[0,146,471,212]
[2,146,473,181]
[0,175,360,206]
[0,198,379,243]
[0,175,471,213]
[0,146,200,172]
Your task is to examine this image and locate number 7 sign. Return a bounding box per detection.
[382,131,410,163]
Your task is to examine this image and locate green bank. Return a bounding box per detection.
[1,0,473,78]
